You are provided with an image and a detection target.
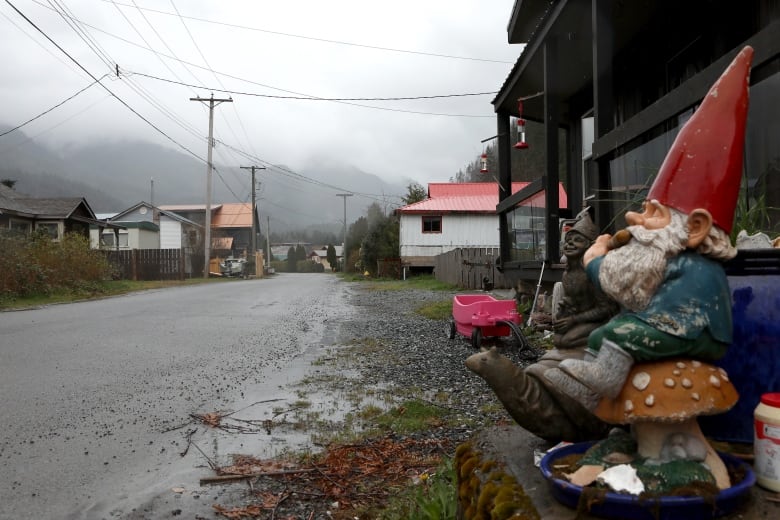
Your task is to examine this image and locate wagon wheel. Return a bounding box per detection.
[471,327,483,349]
[447,317,457,340]
[497,320,530,351]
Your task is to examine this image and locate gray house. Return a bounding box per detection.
[0,184,115,240]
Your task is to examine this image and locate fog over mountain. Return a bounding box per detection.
[0,127,409,232]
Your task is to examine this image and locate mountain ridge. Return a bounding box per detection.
[0,128,409,231]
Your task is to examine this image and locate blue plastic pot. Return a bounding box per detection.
[539,442,755,520]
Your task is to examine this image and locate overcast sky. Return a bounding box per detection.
[1,0,521,195]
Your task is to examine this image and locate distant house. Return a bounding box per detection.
[396,182,567,271]
[0,184,116,240]
[159,203,256,256]
[90,201,202,251]
[308,245,342,271]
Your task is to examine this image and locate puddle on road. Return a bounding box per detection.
[190,343,392,469]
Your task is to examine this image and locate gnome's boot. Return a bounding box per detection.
[558,339,634,399]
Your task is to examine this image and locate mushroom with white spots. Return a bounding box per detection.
[594,358,738,490]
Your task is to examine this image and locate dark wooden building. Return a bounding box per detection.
[493,0,780,283]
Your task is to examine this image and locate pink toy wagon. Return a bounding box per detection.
[448,294,528,349]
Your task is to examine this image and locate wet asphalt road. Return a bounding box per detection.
[0,274,351,520]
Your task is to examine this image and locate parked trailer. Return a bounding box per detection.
[449,294,528,349]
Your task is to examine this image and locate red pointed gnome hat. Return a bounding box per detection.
[647,45,753,234]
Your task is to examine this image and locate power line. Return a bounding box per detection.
[25,2,497,118]
[4,0,205,164]
[101,0,513,64]
[124,69,492,118]
[46,0,114,72]
[168,0,260,162]
[0,75,106,138]
[124,70,497,102]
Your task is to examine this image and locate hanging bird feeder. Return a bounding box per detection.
[480,152,489,173]
[514,100,529,150]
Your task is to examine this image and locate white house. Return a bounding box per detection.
[396,182,568,270]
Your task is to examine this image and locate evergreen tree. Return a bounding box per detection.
[287,246,297,272]
[326,244,337,271]
[402,182,427,205]
[360,213,399,276]
[345,216,368,272]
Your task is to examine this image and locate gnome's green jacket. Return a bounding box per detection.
[585,251,732,361]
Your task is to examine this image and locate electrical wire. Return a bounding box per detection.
[1,9,77,72]
[46,0,114,72]
[0,93,112,152]
[124,71,497,101]
[28,1,500,117]
[0,75,106,138]
[101,0,513,64]
[168,0,259,161]
[124,69,494,118]
[4,0,205,164]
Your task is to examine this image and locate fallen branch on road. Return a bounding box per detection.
[201,468,316,485]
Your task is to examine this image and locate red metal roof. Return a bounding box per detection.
[397,182,567,214]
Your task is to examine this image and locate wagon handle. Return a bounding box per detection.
[527,260,545,327]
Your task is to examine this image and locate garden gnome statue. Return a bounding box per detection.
[465,209,620,442]
[553,208,619,349]
[545,46,752,411]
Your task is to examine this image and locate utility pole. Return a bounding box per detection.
[240,165,265,257]
[336,193,352,270]
[190,94,233,278]
[266,215,271,271]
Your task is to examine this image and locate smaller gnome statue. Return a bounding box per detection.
[545,46,750,412]
[552,208,619,350]
[465,211,617,442]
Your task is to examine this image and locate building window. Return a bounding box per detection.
[36,222,60,240]
[9,219,32,234]
[103,232,128,247]
[506,202,547,262]
[745,70,780,233]
[422,215,442,233]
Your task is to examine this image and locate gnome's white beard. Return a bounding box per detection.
[598,217,688,312]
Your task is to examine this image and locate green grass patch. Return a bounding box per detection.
[372,399,447,434]
[0,278,220,310]
[373,458,457,520]
[338,273,457,291]
[416,299,453,320]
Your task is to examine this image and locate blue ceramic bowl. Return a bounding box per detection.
[539,442,755,520]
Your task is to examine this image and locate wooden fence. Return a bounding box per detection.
[434,248,513,290]
[106,249,186,281]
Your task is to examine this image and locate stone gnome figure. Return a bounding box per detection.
[545,46,751,410]
[465,210,618,442]
[553,208,619,349]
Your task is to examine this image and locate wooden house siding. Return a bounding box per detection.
[400,213,500,266]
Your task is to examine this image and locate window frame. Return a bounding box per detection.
[36,221,61,241]
[9,219,32,234]
[421,215,442,234]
